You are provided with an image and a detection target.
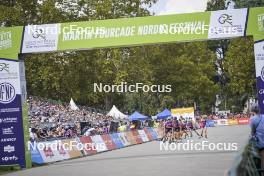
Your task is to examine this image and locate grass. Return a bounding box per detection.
[0,165,21,175]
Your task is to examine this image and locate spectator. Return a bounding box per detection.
[249,103,264,175]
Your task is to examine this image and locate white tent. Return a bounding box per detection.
[107,105,128,119]
[69,98,79,110]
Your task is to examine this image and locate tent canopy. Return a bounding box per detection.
[107,105,128,119]
[156,108,171,119]
[129,111,148,121]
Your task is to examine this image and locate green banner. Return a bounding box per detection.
[0,26,23,60]
[58,12,211,50]
[247,7,264,42]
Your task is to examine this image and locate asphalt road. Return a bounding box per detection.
[4,125,250,176]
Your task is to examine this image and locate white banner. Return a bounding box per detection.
[208,8,248,39]
[22,24,59,53]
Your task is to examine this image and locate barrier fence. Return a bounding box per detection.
[227,140,262,176]
[30,127,163,164]
[30,119,250,165]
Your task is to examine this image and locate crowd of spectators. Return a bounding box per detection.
[28,96,250,142]
[28,96,115,141]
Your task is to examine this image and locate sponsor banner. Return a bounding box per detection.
[125,131,137,145]
[58,12,210,51]
[131,130,143,144]
[238,118,250,125]
[254,41,264,113]
[101,134,117,151]
[227,119,239,125]
[22,24,59,53]
[216,119,228,126]
[147,128,158,140]
[154,128,164,138]
[171,107,195,120]
[61,138,82,159]
[247,7,264,42]
[208,8,248,39]
[143,128,154,141]
[0,26,23,60]
[78,136,97,155]
[0,59,27,168]
[90,135,108,152]
[138,130,149,142]
[110,133,124,149]
[206,120,216,127]
[38,140,70,163]
[29,143,44,164]
[117,132,130,146]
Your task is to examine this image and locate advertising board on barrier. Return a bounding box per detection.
[144,128,154,141]
[125,131,137,145]
[78,136,97,155]
[29,143,43,164]
[37,140,70,163]
[91,135,108,152]
[217,119,228,126]
[61,138,82,158]
[131,130,143,144]
[238,118,250,125]
[101,134,117,151]
[227,119,239,125]
[110,133,124,149]
[118,132,130,146]
[144,128,158,140]
[138,130,149,142]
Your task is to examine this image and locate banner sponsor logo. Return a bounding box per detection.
[0,117,18,124]
[261,66,264,81]
[0,31,12,50]
[2,126,14,135]
[0,62,10,73]
[0,82,16,104]
[4,145,15,153]
[218,14,233,25]
[22,24,59,53]
[1,138,16,142]
[208,8,247,39]
[1,155,18,162]
[258,14,264,32]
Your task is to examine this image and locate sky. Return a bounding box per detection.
[149,0,209,15]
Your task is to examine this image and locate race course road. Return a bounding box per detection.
[4,125,250,176]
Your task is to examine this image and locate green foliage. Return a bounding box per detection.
[0,0,258,115]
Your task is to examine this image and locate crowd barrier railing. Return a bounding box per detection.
[227,140,262,176]
[30,127,164,164]
[30,119,249,165]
